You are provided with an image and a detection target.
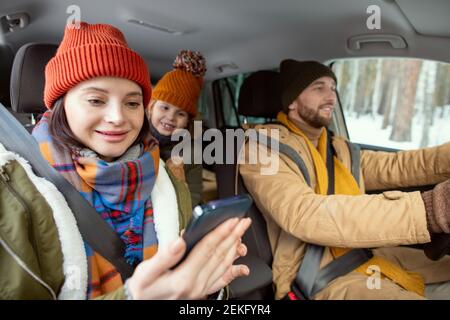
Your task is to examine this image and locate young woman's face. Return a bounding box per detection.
[150,100,189,136]
[64,77,145,161]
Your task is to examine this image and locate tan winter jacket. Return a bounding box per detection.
[239,124,450,299]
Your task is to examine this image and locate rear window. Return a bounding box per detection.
[332,58,450,150]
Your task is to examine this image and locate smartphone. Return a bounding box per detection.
[175,194,253,267]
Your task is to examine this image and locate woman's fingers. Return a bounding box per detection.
[128,217,252,300]
[235,242,247,260]
[221,264,250,284]
[199,218,252,289]
[168,218,243,298]
[180,218,241,274]
[206,264,250,295]
[133,237,186,288]
[176,217,251,297]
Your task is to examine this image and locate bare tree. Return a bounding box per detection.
[381,61,398,129]
[379,60,396,114]
[370,59,383,116]
[384,77,400,130]
[390,60,422,142]
[420,61,437,147]
[354,61,370,117]
[346,60,359,114]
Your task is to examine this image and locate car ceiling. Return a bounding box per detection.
[1,0,450,82]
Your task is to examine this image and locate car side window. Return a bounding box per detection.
[332,58,450,150]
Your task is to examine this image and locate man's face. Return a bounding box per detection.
[288,76,337,128]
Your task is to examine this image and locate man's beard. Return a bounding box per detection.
[298,104,332,128]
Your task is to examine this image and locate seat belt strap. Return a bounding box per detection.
[346,140,361,187]
[311,247,373,297]
[326,129,335,194]
[295,243,324,298]
[253,132,311,186]
[0,104,133,280]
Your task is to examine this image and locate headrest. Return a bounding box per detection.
[10,43,57,113]
[238,70,282,119]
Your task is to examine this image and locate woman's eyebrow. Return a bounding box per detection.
[81,88,142,97]
[81,87,109,93]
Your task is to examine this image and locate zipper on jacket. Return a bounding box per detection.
[0,165,52,296]
[0,167,10,182]
[0,166,38,257]
[0,236,57,300]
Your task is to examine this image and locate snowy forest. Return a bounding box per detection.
[333,58,450,149]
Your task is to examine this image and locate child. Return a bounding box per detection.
[148,50,205,208]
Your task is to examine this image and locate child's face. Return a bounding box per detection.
[64,77,145,161]
[150,100,189,136]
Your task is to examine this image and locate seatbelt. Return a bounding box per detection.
[310,245,373,296]
[253,130,371,299]
[252,132,311,186]
[325,130,335,194]
[0,104,133,280]
[346,140,361,187]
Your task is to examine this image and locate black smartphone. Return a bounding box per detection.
[174,194,253,267]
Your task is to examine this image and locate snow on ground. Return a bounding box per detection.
[345,105,450,150]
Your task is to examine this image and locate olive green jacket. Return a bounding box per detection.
[160,142,203,208]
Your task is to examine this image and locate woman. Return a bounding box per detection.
[30,22,250,299]
[148,50,205,208]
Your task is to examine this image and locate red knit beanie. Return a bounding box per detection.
[44,22,151,109]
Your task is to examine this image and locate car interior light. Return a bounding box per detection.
[127,19,185,35]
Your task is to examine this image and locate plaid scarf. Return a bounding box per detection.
[33,111,160,298]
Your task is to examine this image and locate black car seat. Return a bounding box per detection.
[10,43,57,131]
[213,70,282,299]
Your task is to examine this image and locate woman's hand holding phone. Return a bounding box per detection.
[126,216,251,299]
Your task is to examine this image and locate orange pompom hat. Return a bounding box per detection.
[44,22,151,109]
[152,50,206,117]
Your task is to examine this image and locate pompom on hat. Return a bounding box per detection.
[44,22,151,109]
[152,50,207,117]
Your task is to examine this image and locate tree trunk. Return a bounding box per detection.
[379,60,395,116]
[371,59,383,116]
[420,61,437,147]
[389,60,422,142]
[346,60,359,115]
[381,78,398,129]
[354,62,369,117]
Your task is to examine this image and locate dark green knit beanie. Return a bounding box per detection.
[280,60,337,113]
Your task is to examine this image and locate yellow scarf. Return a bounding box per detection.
[277,112,424,296]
